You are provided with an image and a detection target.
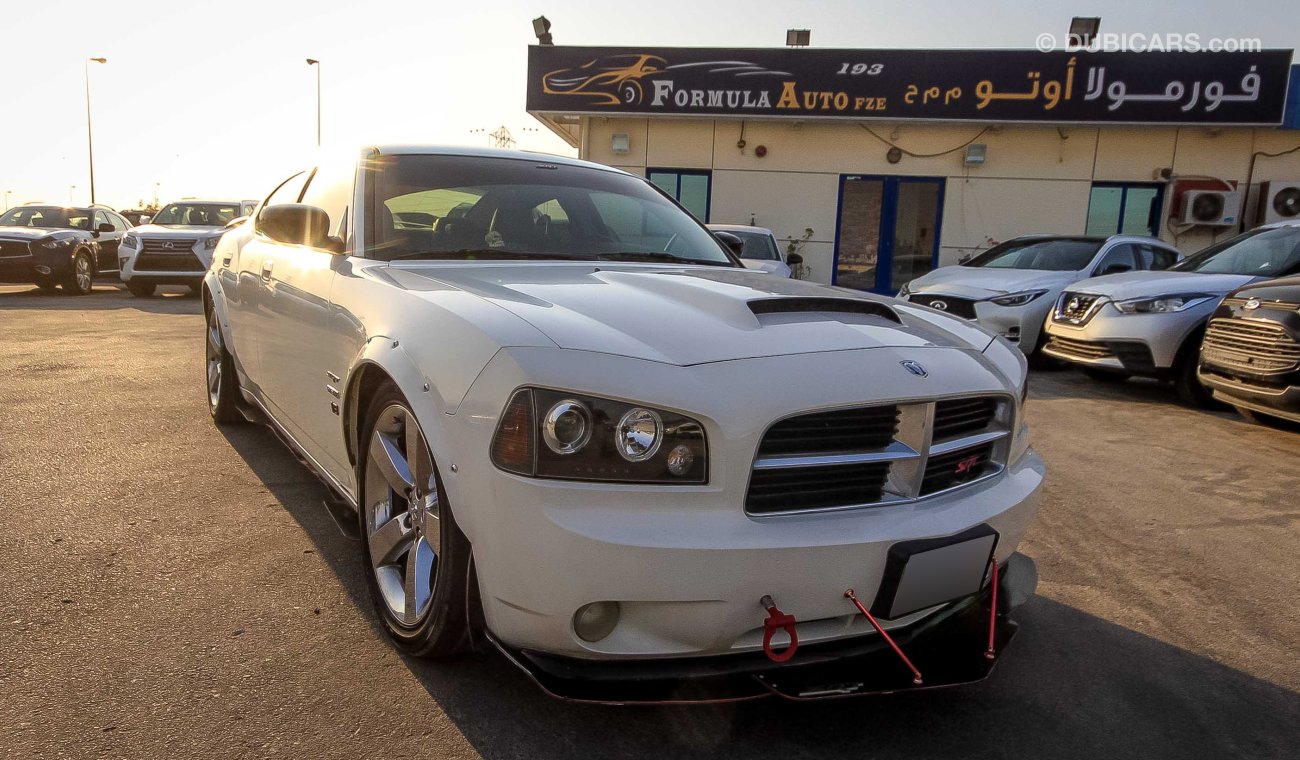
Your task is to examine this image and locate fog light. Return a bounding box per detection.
[666,445,695,476]
[34,265,52,275]
[573,601,620,642]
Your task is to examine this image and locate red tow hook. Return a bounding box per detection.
[844,588,924,686]
[759,595,799,663]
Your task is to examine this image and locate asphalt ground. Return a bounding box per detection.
[2,281,1298,759]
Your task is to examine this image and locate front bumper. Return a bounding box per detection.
[492,552,1037,703]
[1199,368,1300,423]
[0,247,74,282]
[444,346,1043,662]
[1042,303,1213,375]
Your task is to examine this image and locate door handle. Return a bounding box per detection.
[261,260,274,281]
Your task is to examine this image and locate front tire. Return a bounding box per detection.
[204,302,244,424]
[63,250,93,295]
[127,281,157,298]
[358,383,470,658]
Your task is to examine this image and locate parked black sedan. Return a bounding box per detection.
[0,204,131,294]
[1199,275,1300,426]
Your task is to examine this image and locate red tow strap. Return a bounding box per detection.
[985,560,1000,660]
[759,595,799,663]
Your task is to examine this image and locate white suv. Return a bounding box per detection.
[119,199,255,296]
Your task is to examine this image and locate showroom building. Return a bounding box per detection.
[527,45,1300,294]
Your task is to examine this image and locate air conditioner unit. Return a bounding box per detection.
[1179,189,1242,226]
[1257,181,1300,225]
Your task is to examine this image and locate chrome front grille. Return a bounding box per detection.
[1202,317,1300,374]
[745,395,1013,516]
[140,237,196,253]
[1054,292,1104,325]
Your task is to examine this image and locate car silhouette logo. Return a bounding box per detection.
[1244,298,1261,310]
[163,241,175,250]
[928,300,948,311]
[900,360,928,378]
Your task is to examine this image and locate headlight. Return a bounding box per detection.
[38,237,65,249]
[202,235,222,250]
[122,234,139,249]
[990,289,1049,307]
[491,388,707,484]
[1113,293,1215,314]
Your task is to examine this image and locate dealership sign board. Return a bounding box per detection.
[527,46,1294,125]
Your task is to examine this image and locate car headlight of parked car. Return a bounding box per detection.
[990,289,1049,307]
[202,235,222,250]
[491,388,707,484]
[38,237,67,249]
[122,234,139,249]
[1112,293,1215,314]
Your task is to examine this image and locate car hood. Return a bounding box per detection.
[386,263,996,366]
[132,224,224,236]
[0,226,68,240]
[1067,270,1260,300]
[908,266,1078,298]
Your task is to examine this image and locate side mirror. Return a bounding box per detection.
[97,222,114,233]
[714,230,744,258]
[258,204,333,250]
[786,252,804,266]
[1099,263,1133,276]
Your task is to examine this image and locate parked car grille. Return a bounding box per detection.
[1222,297,1300,311]
[745,395,1012,516]
[933,397,998,441]
[920,442,996,496]
[757,405,899,457]
[1054,292,1104,325]
[912,294,978,319]
[1045,335,1112,361]
[134,252,205,272]
[1201,317,1300,374]
[140,238,196,253]
[0,240,31,258]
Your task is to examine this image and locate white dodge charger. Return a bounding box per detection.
[202,146,1044,702]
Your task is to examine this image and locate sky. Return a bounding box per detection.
[2,0,1298,211]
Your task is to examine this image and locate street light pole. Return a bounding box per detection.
[85,57,107,205]
[306,59,321,146]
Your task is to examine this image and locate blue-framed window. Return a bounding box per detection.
[648,169,711,222]
[1085,182,1165,237]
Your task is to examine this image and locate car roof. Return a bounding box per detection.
[706,223,776,235]
[365,145,628,175]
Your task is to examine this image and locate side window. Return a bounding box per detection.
[1138,244,1178,270]
[299,162,355,241]
[109,212,129,232]
[94,210,110,230]
[1094,244,1137,275]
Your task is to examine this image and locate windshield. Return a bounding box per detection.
[963,238,1104,271]
[152,203,241,226]
[1171,226,1300,276]
[0,206,91,230]
[366,154,736,265]
[720,230,782,261]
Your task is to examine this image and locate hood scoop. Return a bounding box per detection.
[748,297,901,324]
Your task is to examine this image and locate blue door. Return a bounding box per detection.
[834,175,945,294]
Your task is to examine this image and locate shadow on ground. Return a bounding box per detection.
[0,282,202,314]
[219,416,1300,760]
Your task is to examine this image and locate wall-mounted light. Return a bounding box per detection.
[964,144,988,165]
[533,16,553,45]
[786,29,811,47]
[1067,17,1100,48]
[611,133,630,154]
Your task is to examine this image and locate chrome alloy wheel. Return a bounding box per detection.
[74,254,92,292]
[364,404,441,627]
[205,315,224,410]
